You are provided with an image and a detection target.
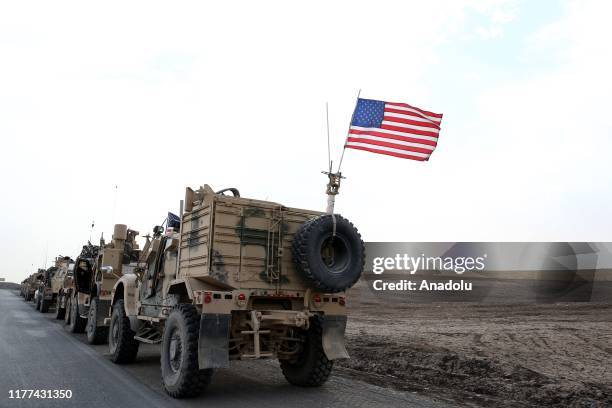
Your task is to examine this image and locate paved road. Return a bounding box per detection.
[0,289,451,408]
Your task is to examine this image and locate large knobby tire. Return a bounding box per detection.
[280,315,333,386]
[40,296,49,313]
[55,295,66,320]
[68,296,86,333]
[292,214,365,293]
[109,299,140,364]
[161,304,213,398]
[35,293,42,310]
[86,298,109,344]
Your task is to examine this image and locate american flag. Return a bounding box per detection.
[345,98,443,161]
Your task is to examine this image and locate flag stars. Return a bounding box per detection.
[351,98,385,128]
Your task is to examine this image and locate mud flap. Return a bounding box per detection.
[322,315,349,360]
[96,299,111,326]
[198,313,231,369]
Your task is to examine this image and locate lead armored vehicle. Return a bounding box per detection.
[108,184,364,398]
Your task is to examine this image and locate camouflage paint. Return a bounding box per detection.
[235,207,290,283]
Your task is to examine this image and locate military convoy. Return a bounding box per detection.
[19,183,364,399]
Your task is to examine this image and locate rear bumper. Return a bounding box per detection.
[196,311,349,370]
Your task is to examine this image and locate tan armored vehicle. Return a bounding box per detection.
[51,256,74,319]
[108,184,364,398]
[19,278,29,297]
[21,274,35,300]
[66,225,140,344]
[34,256,73,313]
[58,265,75,322]
[29,269,45,305]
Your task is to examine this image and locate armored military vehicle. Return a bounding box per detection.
[56,263,75,320]
[19,278,28,297]
[24,271,42,302]
[30,269,46,307]
[108,184,364,398]
[34,256,73,313]
[67,225,140,344]
[21,274,35,301]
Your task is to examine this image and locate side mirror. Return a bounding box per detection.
[100,266,114,275]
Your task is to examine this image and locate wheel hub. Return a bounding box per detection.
[168,331,182,372]
[111,318,119,345]
[87,304,95,334]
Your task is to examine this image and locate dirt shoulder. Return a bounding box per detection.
[337,281,612,407]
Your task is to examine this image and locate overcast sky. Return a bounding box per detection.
[1,0,611,283]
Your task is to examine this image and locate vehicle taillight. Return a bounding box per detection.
[204,292,212,304]
[339,297,346,306]
[237,293,246,301]
[313,294,322,304]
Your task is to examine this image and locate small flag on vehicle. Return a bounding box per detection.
[167,212,181,232]
[345,98,443,161]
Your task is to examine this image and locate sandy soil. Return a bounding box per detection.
[337,280,612,407]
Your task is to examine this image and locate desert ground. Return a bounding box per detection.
[339,280,612,407]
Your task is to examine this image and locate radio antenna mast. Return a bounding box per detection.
[322,101,345,214]
[89,220,95,242]
[326,102,332,173]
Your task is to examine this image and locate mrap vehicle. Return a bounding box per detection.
[35,256,73,313]
[67,226,140,344]
[108,184,365,398]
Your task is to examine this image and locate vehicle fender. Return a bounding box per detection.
[111,275,138,316]
[167,279,193,302]
[321,315,350,360]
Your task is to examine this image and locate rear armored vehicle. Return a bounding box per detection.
[109,184,364,398]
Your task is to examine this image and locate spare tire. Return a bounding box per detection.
[292,214,364,293]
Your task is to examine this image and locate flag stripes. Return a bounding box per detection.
[346,98,443,161]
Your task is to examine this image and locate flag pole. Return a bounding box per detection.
[322,89,360,214]
[336,88,361,173]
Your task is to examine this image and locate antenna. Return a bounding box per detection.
[43,241,48,269]
[89,220,95,242]
[326,102,332,173]
[322,100,345,214]
[111,184,118,226]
